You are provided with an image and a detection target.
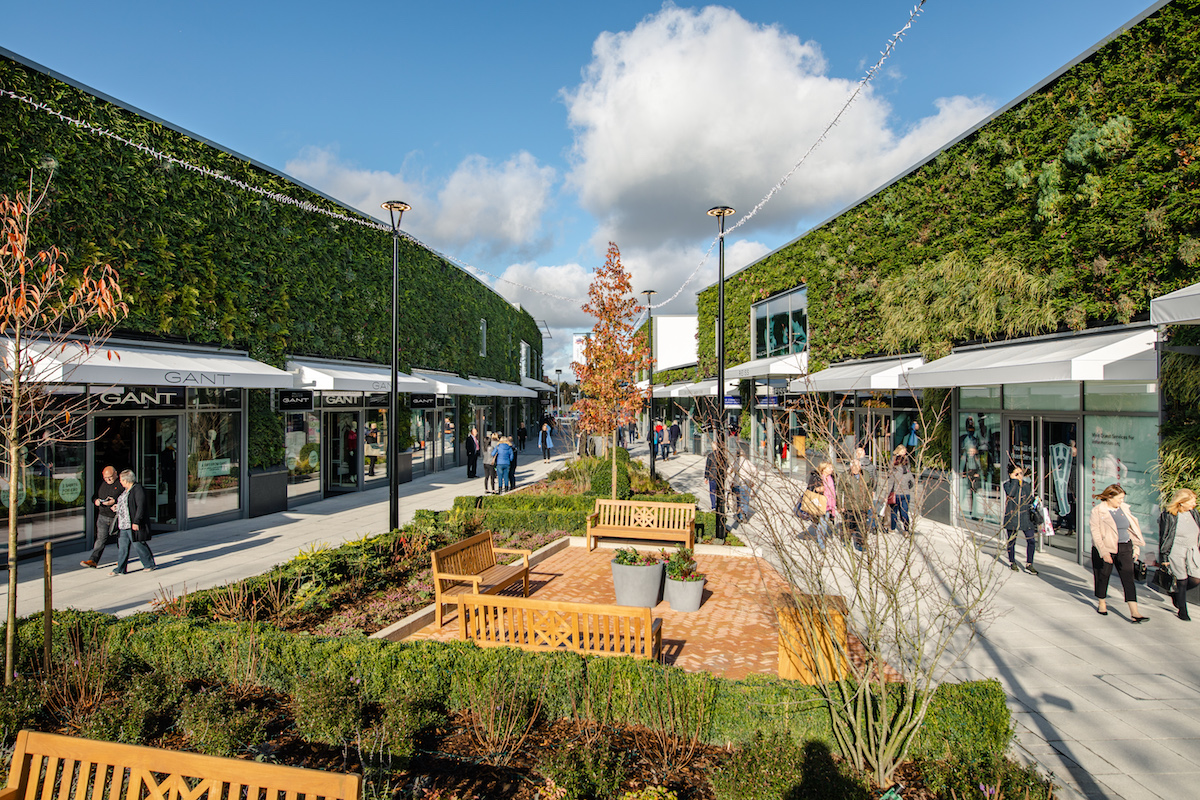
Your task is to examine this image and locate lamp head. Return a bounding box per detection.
[382,201,411,229]
[707,206,735,218]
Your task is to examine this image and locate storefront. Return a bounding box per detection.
[907,326,1159,563]
[1,338,294,556]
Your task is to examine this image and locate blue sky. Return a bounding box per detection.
[0,0,1157,373]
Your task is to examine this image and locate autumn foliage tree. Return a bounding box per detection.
[571,243,651,499]
[0,173,127,684]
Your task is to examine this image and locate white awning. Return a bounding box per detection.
[410,370,490,396]
[1151,282,1200,325]
[792,356,925,393]
[726,352,808,380]
[652,382,681,398]
[905,329,1157,388]
[671,379,739,398]
[287,357,430,393]
[16,338,293,389]
[470,377,537,398]
[521,376,555,392]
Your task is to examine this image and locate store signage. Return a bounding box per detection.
[163,371,232,386]
[322,392,363,408]
[411,394,437,409]
[366,392,390,408]
[95,386,186,410]
[277,390,313,412]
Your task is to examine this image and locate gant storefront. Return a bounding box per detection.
[2,339,294,557]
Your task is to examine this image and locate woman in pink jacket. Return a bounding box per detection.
[1089,483,1148,622]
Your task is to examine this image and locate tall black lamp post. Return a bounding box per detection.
[641,288,657,479]
[382,200,410,533]
[555,369,562,417]
[707,205,734,541]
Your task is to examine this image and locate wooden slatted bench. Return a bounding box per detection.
[431,531,531,626]
[586,499,696,552]
[0,729,361,800]
[458,594,662,660]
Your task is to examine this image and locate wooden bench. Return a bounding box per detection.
[431,531,531,626]
[586,499,696,552]
[458,594,662,660]
[0,729,360,800]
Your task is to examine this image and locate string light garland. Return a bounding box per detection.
[0,0,926,312]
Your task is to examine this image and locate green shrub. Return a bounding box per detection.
[0,678,42,746]
[911,679,1012,760]
[290,671,367,746]
[590,461,631,500]
[914,752,1056,800]
[538,739,627,800]
[178,689,266,758]
[79,670,183,744]
[710,732,869,800]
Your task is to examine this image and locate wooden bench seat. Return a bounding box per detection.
[431,531,531,626]
[0,729,360,800]
[586,499,696,551]
[458,594,662,660]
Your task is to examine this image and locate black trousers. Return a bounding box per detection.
[466,453,478,478]
[1092,542,1137,602]
[1006,528,1036,565]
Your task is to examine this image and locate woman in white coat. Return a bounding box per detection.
[1089,483,1148,623]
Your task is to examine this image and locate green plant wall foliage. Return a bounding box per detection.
[247,389,285,469]
[697,1,1200,375]
[0,56,542,379]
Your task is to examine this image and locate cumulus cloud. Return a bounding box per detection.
[562,4,995,250]
[285,146,557,259]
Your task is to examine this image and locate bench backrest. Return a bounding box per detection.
[592,500,696,531]
[458,594,657,658]
[4,730,361,799]
[431,531,497,578]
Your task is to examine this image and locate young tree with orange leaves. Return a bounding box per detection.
[571,243,652,499]
[0,172,127,684]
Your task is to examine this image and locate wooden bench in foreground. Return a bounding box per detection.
[1,729,361,800]
[458,593,662,660]
[431,531,531,626]
[586,499,696,551]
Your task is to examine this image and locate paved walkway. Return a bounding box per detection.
[632,439,1200,800]
[1,439,573,619]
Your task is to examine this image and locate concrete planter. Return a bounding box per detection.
[610,561,663,608]
[665,577,706,612]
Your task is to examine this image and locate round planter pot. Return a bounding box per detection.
[665,577,706,612]
[610,561,664,607]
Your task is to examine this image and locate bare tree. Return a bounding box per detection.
[0,172,127,684]
[735,378,1006,787]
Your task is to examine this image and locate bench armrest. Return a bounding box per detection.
[434,573,484,587]
[493,547,532,568]
[586,511,599,525]
[0,787,21,800]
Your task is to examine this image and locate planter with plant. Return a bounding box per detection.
[610,547,663,608]
[663,547,706,612]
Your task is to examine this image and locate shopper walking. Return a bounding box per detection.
[483,433,499,494]
[465,426,480,479]
[839,458,875,551]
[1090,483,1148,622]
[110,469,156,575]
[888,446,916,534]
[669,420,681,457]
[81,465,121,568]
[1002,465,1039,574]
[517,423,527,451]
[1158,488,1200,621]
[494,436,514,493]
[506,436,519,491]
[538,422,554,463]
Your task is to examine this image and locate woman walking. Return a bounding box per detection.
[110,469,156,575]
[888,446,916,534]
[538,422,554,463]
[1090,483,1148,622]
[1158,488,1200,621]
[482,433,498,494]
[494,436,514,493]
[838,458,875,551]
[1002,465,1039,574]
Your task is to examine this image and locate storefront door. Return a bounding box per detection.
[324,411,360,493]
[1005,415,1080,558]
[93,414,181,529]
[855,408,892,469]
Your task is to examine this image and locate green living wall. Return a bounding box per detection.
[0,54,542,378]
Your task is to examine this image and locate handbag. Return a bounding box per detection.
[796,489,827,521]
[1153,565,1176,592]
[886,490,896,506]
[1134,559,1148,582]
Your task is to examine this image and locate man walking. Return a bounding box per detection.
[465,426,480,479]
[669,419,681,457]
[81,465,121,568]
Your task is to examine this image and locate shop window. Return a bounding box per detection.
[285,411,321,503]
[520,340,530,378]
[1083,381,1158,413]
[363,408,388,482]
[1003,382,1080,411]
[1083,414,1159,549]
[959,386,1001,410]
[752,287,808,359]
[958,412,1001,525]
[480,319,488,357]
[187,410,241,519]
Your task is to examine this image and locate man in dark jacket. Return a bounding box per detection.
[111,469,157,575]
[1002,465,1038,575]
[81,465,121,568]
[465,426,480,478]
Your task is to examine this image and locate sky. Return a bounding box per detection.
[0,0,1159,376]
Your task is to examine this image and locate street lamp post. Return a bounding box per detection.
[641,289,657,479]
[555,369,562,417]
[382,200,410,533]
[708,205,734,543]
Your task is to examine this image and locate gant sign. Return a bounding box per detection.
[96,387,186,410]
[164,371,233,386]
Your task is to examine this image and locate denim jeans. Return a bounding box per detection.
[114,527,156,573]
[497,464,512,492]
[890,494,911,531]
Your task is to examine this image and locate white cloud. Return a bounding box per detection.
[562,4,995,250]
[285,146,557,259]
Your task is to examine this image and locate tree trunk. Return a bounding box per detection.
[5,367,19,686]
[611,428,618,500]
